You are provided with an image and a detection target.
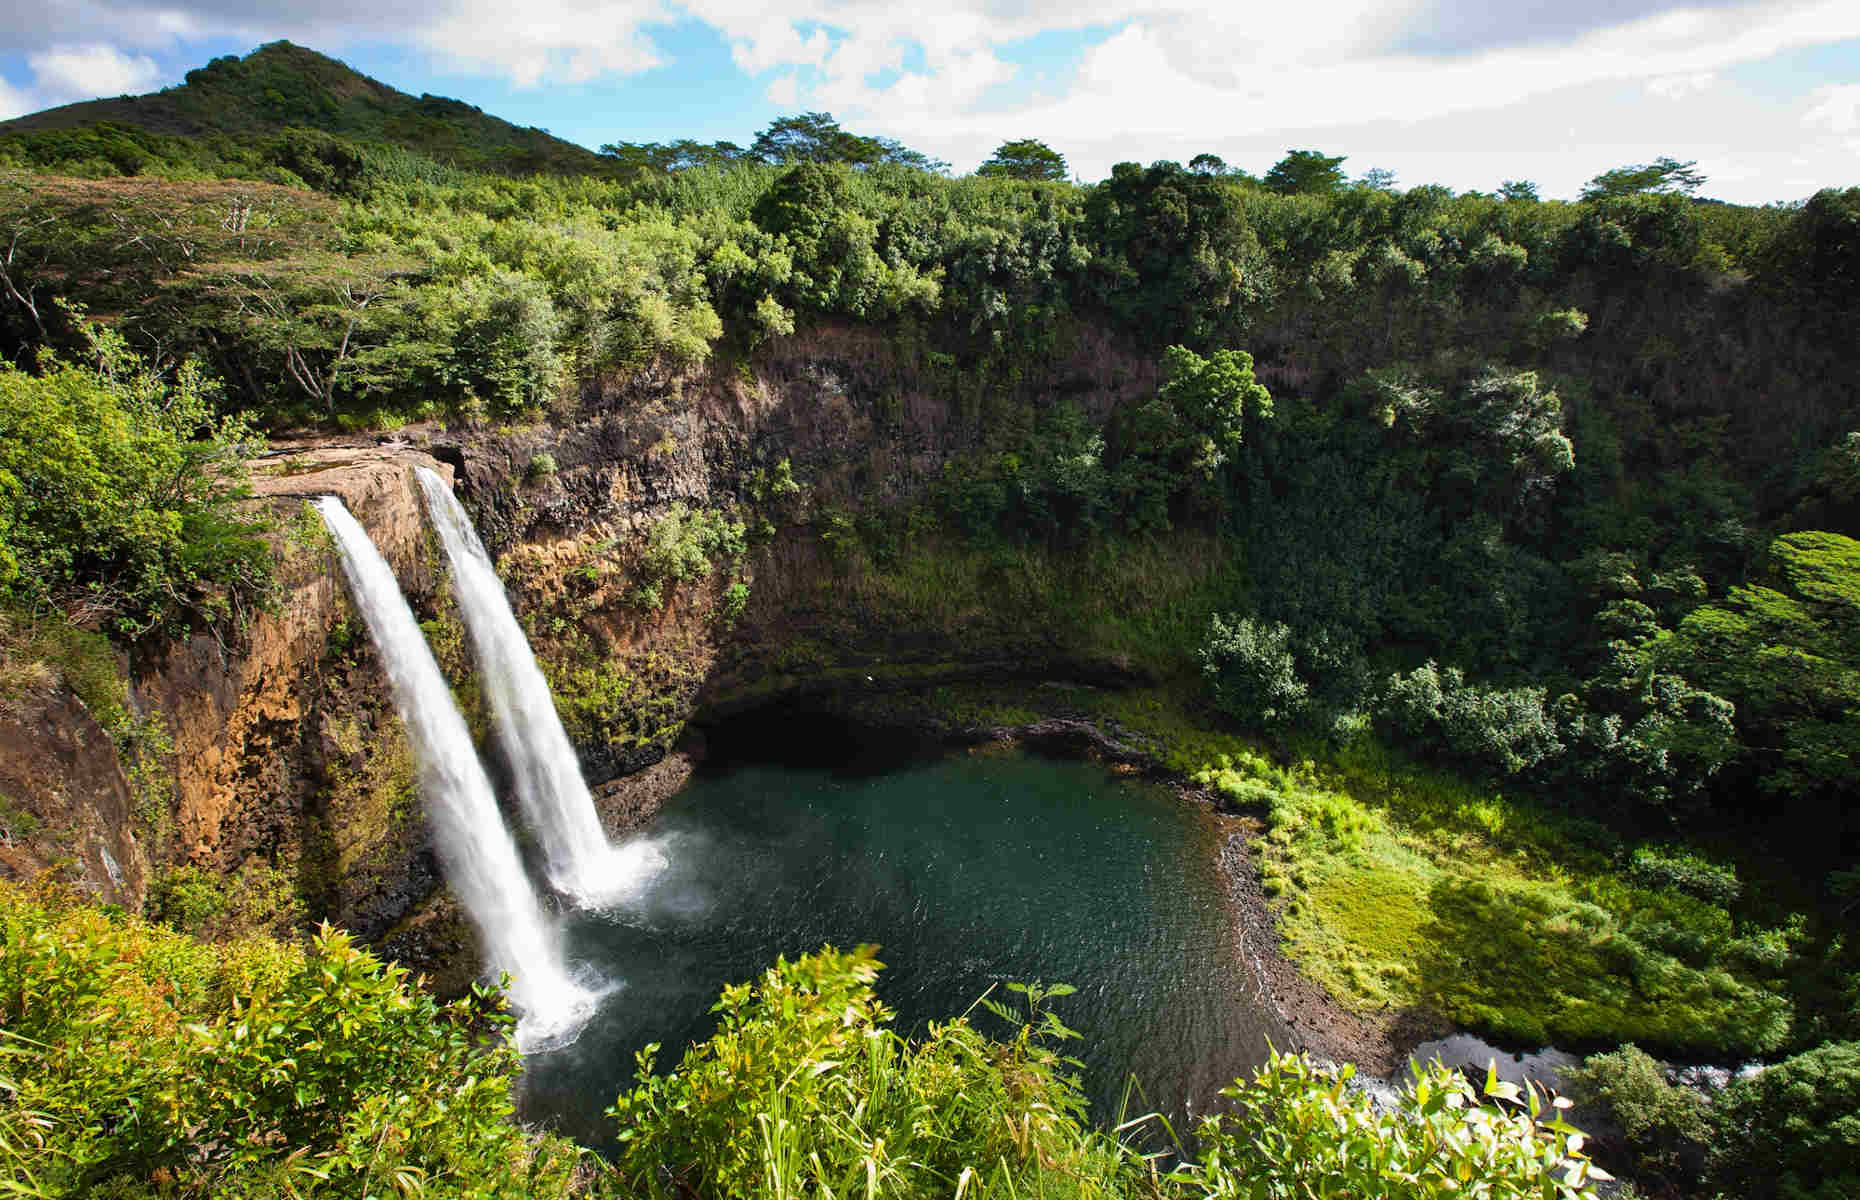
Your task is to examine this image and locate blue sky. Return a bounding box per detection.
[3,1,1858,202]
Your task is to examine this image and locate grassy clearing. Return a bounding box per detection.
[1201,737,1795,1056]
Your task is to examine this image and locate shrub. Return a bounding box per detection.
[1565,1044,1710,1185]
[0,881,581,1197]
[609,945,1137,1200]
[630,502,746,609]
[1378,661,1563,775]
[1628,845,1741,905]
[0,322,270,638]
[1709,1041,1860,1200]
[146,864,229,933]
[1182,1048,1608,1199]
[720,580,750,625]
[1200,614,1308,727]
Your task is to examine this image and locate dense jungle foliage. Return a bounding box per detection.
[2,883,1614,1199]
[3,40,1858,1199]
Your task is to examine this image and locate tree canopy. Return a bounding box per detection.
[1265,149,1348,195]
[0,319,270,637]
[976,138,1068,181]
[597,138,745,173]
[1581,156,1707,200]
[747,112,945,171]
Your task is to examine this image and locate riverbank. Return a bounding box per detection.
[960,713,1443,1077]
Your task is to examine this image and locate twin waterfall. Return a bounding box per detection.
[317,472,659,1051]
[416,468,622,902]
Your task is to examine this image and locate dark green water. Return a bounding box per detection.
[519,750,1286,1147]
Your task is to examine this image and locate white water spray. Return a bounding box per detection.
[315,495,599,1051]
[416,466,664,904]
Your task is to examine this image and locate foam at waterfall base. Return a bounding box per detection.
[554,835,672,908]
[513,965,618,1055]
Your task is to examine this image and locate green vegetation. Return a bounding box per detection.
[0,320,270,638]
[1,42,1857,1197]
[4,887,1613,1199]
[978,139,1069,182]
[1708,1040,1860,1200]
[0,42,609,178]
[610,947,1128,1199]
[1184,1049,1605,1198]
[0,881,583,1197]
[630,503,746,612]
[1192,744,1791,1057]
[1566,1045,1710,1188]
[1565,1040,1860,1199]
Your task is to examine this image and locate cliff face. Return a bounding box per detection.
[0,685,147,908]
[0,448,456,937]
[0,321,1154,975]
[439,321,1157,784]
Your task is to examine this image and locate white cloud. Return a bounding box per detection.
[765,72,799,106]
[27,43,163,104]
[5,0,1851,120]
[0,76,33,121]
[1805,82,1860,134]
[417,2,667,87]
[1646,70,1717,98]
[3,1,675,91]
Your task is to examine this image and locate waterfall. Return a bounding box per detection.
[315,496,598,1052]
[416,466,662,904]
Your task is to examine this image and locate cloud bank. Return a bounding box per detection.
[5,0,1858,199]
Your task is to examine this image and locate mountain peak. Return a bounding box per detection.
[0,42,606,177]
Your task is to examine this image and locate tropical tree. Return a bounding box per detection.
[1670,530,1860,807]
[597,139,746,173]
[1581,156,1706,200]
[0,318,270,636]
[209,254,426,416]
[1264,149,1348,195]
[1110,343,1273,530]
[976,138,1068,181]
[749,112,944,171]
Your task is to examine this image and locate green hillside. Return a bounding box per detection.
[0,40,608,177]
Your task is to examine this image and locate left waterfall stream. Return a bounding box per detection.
[316,494,603,1052]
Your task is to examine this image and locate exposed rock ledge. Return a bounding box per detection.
[0,446,454,929]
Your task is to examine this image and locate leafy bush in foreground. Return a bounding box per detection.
[0,882,580,1198]
[609,945,1142,1199]
[1182,1048,1607,1199]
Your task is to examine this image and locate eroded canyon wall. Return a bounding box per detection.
[0,321,1155,970]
